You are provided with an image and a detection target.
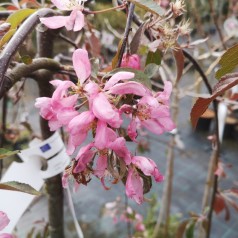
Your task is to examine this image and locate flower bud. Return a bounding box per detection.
[121,54,141,70]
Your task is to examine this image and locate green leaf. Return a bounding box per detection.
[0,148,20,160]
[6,8,36,30]
[215,44,238,79]
[127,0,165,16]
[0,29,17,48]
[108,67,152,89]
[21,55,33,65]
[144,63,159,78]
[0,181,41,195]
[185,221,195,238]
[146,49,162,66]
[176,220,190,238]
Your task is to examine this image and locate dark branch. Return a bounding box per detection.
[0,58,61,99]
[116,3,135,68]
[0,8,57,95]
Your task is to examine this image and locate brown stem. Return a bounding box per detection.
[0,96,7,179]
[0,8,56,96]
[116,3,135,68]
[37,28,64,238]
[0,58,61,99]
[152,86,179,238]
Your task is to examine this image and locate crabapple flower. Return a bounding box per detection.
[121,54,141,70]
[132,156,164,182]
[40,0,86,31]
[126,168,144,204]
[35,80,78,131]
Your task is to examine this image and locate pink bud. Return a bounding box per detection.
[121,54,141,70]
[0,211,10,231]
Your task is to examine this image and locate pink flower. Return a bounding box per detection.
[121,54,141,69]
[35,80,78,131]
[0,234,13,238]
[73,143,95,173]
[92,92,122,128]
[126,168,144,204]
[40,0,86,31]
[132,156,164,182]
[67,111,95,155]
[0,212,9,231]
[73,49,91,85]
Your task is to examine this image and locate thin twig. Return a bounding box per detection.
[58,33,78,49]
[116,3,135,68]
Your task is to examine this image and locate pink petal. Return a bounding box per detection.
[155,81,172,105]
[128,119,137,141]
[74,143,95,173]
[141,119,164,135]
[35,97,53,120]
[126,168,144,204]
[57,108,79,126]
[67,132,87,155]
[0,211,10,231]
[95,121,117,150]
[73,11,85,31]
[68,111,95,135]
[73,49,91,85]
[65,10,77,31]
[108,137,131,165]
[48,119,62,131]
[104,72,135,90]
[40,16,68,29]
[157,117,176,132]
[132,156,164,182]
[51,80,76,102]
[62,172,69,188]
[0,234,13,238]
[75,143,94,160]
[92,92,122,128]
[94,155,107,177]
[109,82,151,97]
[51,0,69,10]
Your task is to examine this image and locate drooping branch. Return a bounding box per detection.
[0,58,61,99]
[0,8,56,94]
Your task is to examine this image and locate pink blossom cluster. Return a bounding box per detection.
[0,211,12,238]
[104,199,145,233]
[35,48,175,204]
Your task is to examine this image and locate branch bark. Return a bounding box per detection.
[0,8,56,95]
[36,27,64,238]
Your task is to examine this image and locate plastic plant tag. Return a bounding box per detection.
[0,159,44,233]
[0,132,70,233]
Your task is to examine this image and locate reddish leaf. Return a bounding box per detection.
[173,47,184,82]
[214,194,226,214]
[191,74,238,128]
